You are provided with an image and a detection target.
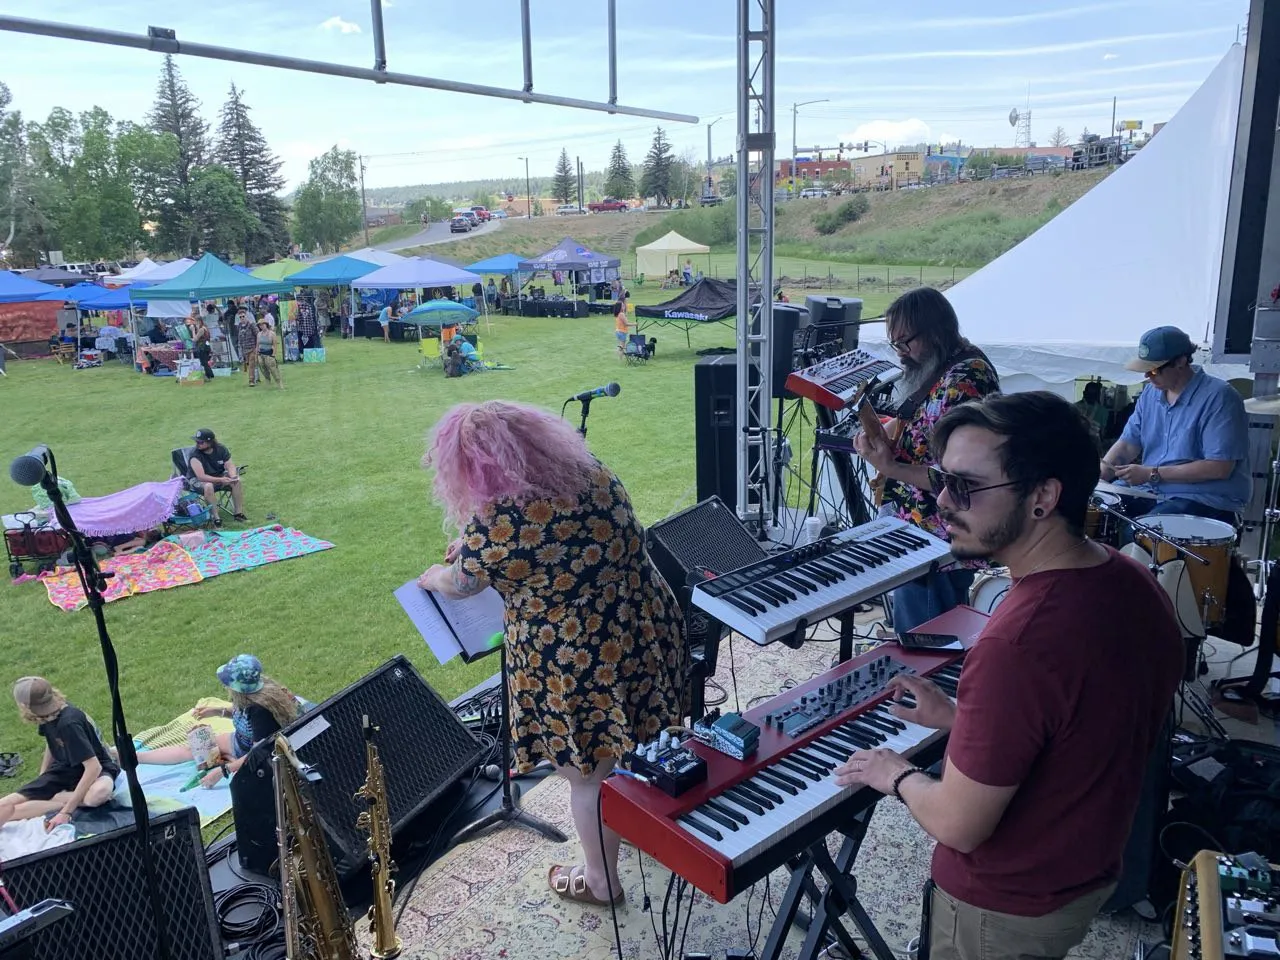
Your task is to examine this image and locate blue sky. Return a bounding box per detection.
[0,0,1247,191]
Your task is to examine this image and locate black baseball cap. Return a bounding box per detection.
[193,428,216,443]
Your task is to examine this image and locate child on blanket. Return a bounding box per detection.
[135,655,304,789]
[0,678,120,832]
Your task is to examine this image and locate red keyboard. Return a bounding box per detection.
[784,350,901,411]
[601,646,963,903]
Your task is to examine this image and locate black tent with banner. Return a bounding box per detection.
[634,277,761,345]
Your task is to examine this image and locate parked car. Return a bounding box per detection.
[698,194,725,207]
[799,187,830,198]
[291,252,314,261]
[449,216,472,233]
[587,198,628,213]
[452,209,480,227]
[555,204,588,216]
[469,205,491,222]
[489,209,509,219]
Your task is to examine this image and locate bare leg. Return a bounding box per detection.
[555,758,620,901]
[228,479,245,514]
[8,798,61,821]
[202,482,219,521]
[136,744,196,764]
[0,792,28,826]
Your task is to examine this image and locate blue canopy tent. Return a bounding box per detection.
[35,282,106,303]
[289,255,381,286]
[466,253,523,275]
[80,283,150,310]
[0,271,61,303]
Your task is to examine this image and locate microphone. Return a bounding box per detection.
[9,445,50,486]
[570,382,621,402]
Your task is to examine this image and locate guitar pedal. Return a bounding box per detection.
[625,734,707,797]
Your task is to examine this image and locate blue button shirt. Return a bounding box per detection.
[1119,367,1250,511]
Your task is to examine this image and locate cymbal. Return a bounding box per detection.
[1245,394,1280,415]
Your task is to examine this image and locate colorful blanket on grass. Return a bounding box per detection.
[43,540,203,611]
[41,526,333,611]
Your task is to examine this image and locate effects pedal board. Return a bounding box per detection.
[625,731,707,798]
[692,709,760,761]
[1173,850,1280,960]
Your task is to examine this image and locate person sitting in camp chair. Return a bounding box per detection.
[188,428,247,526]
[445,334,483,377]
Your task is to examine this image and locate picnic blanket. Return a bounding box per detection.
[42,539,203,611]
[177,524,335,577]
[117,756,234,827]
[55,477,185,536]
[134,697,234,748]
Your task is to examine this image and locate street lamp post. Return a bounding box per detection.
[791,99,829,198]
[517,156,531,218]
[705,116,723,199]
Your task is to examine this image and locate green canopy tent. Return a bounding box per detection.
[250,259,310,282]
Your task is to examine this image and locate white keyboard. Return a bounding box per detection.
[690,517,952,646]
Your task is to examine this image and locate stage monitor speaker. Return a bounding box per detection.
[1102,712,1174,914]
[1,807,221,960]
[244,655,485,877]
[805,296,863,353]
[646,496,769,697]
[230,737,279,875]
[771,303,809,399]
[694,355,741,511]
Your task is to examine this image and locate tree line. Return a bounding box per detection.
[547,127,708,208]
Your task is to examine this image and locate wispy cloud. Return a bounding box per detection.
[791,1,1153,39]
[1103,52,1121,60]
[319,16,361,34]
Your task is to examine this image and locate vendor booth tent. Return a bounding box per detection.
[466,253,524,275]
[0,271,61,303]
[250,259,309,282]
[352,257,481,290]
[635,231,710,278]
[861,45,1250,397]
[104,258,159,286]
[635,277,759,324]
[518,238,621,273]
[25,266,90,285]
[138,253,293,301]
[288,255,380,286]
[345,247,411,268]
[130,258,196,283]
[36,282,106,303]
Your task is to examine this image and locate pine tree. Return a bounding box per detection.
[552,149,575,204]
[214,83,289,263]
[603,140,635,199]
[639,127,675,206]
[147,55,208,254]
[1049,125,1069,147]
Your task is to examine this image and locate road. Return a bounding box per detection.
[377,218,502,252]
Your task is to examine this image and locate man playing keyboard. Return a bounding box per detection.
[837,392,1182,960]
[1100,325,1249,530]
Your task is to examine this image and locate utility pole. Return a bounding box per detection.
[358,156,370,246]
[705,117,723,198]
[576,156,584,211]
[1110,96,1118,164]
[791,99,828,198]
[518,156,531,218]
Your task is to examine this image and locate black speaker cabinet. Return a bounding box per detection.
[694,356,740,511]
[234,655,485,878]
[805,296,863,353]
[230,737,278,875]
[1,807,220,960]
[770,303,808,399]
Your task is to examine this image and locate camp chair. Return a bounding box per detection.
[623,334,654,365]
[170,447,248,518]
[55,342,77,365]
[420,336,443,370]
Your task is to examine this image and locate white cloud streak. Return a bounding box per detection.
[319,16,361,34]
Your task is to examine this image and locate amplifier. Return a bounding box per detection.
[1,807,220,960]
[805,296,863,353]
[235,655,485,877]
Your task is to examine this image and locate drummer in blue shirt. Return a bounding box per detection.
[1100,325,1250,529]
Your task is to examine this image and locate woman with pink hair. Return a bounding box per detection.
[420,400,687,907]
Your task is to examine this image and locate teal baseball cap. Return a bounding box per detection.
[1125,326,1195,372]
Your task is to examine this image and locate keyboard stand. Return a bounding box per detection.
[759,803,897,960]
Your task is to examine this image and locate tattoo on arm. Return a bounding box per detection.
[451,561,485,596]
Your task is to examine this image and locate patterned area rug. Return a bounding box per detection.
[374,629,1155,960]
[169,524,334,577]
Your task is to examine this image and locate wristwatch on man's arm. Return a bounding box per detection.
[1149,466,1162,486]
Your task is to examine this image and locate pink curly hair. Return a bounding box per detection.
[425,401,597,527]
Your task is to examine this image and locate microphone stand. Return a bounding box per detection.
[560,396,593,438]
[36,450,172,960]
[1091,497,1226,739]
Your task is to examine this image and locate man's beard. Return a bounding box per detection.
[894,350,942,406]
[940,499,1028,561]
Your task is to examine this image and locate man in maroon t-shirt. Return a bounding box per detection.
[835,392,1183,960]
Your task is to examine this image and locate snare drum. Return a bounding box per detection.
[969,571,1013,615]
[1133,514,1237,627]
[1086,490,1122,546]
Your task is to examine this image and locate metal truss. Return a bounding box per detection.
[735,0,776,529]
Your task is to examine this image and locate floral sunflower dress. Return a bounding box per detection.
[457,463,687,775]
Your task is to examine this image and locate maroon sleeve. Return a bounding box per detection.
[946,636,1051,788]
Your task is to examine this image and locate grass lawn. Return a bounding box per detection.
[0,312,758,781]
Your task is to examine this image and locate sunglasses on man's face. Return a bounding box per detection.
[929,468,1021,511]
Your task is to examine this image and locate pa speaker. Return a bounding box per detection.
[771,303,808,399]
[805,296,863,353]
[1,807,220,960]
[694,356,740,511]
[230,737,278,875]
[247,655,485,878]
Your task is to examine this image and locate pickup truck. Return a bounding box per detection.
[587,198,628,213]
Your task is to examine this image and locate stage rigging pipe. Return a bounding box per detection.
[607,0,618,106]
[0,15,698,123]
[520,0,534,95]
[369,0,387,74]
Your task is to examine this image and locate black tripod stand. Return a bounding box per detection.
[452,645,567,845]
[7,446,171,960]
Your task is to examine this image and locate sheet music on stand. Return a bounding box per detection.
[394,581,505,665]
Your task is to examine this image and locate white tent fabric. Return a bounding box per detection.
[145,300,192,319]
[636,231,711,278]
[129,258,197,284]
[352,257,481,290]
[862,45,1250,397]
[345,247,412,267]
[103,257,159,287]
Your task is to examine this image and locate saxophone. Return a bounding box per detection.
[273,737,360,960]
[355,716,402,959]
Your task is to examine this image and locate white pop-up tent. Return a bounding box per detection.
[862,44,1251,397]
[636,230,711,278]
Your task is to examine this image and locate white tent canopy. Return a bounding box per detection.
[345,247,412,267]
[636,230,711,278]
[863,44,1250,397]
[128,258,197,284]
[103,257,159,287]
[352,257,481,290]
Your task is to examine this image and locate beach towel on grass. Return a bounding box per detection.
[176,524,334,577]
[115,757,234,827]
[42,540,202,611]
[133,697,234,748]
